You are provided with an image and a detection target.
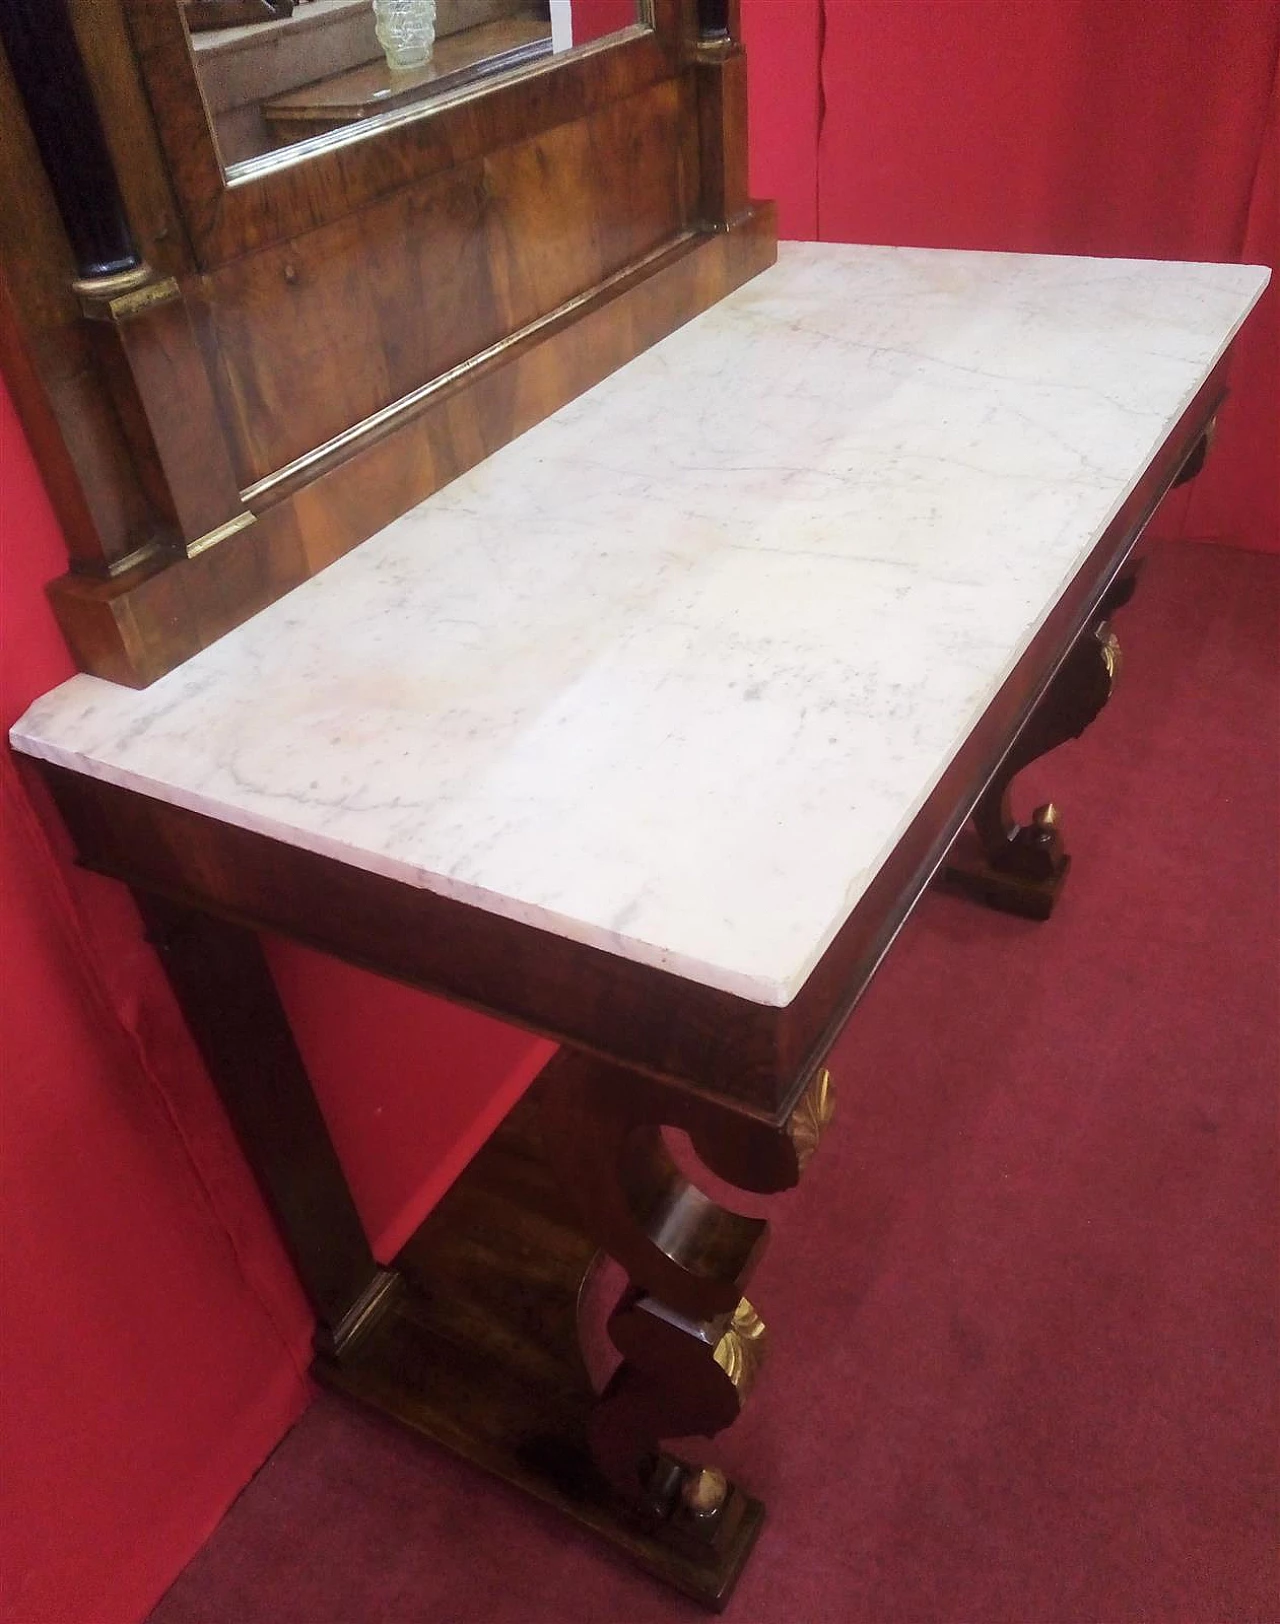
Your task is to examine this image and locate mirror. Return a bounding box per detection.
[187,0,645,168]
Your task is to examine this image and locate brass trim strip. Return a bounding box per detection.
[100,538,168,578]
[79,274,181,323]
[240,230,700,508]
[185,509,256,559]
[70,263,153,298]
[108,275,181,321]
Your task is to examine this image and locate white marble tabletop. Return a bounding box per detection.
[11,245,1268,1005]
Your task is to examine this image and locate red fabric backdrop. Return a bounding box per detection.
[2,7,1276,1621]
[744,0,1279,551]
[1,381,310,1624]
[568,0,637,45]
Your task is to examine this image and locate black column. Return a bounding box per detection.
[0,0,143,283]
[697,0,730,42]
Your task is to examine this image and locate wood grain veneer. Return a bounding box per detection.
[2,0,772,686]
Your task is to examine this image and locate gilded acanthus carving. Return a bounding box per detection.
[787,1067,835,1171]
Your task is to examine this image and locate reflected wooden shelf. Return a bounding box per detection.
[262,11,554,143]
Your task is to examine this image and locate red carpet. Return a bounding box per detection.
[147,540,1278,1624]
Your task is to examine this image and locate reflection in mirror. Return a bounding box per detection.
[187,0,644,168]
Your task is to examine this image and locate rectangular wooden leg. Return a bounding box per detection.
[134,892,399,1353]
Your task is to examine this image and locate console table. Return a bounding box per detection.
[10,242,1267,1607]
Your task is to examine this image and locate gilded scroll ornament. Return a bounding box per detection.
[1098,625,1122,684]
[787,1067,835,1171]
[711,1297,767,1399]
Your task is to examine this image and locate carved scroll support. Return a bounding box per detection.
[943,413,1218,921]
[588,1291,767,1567]
[306,1054,837,1607]
[539,1053,834,1320]
[943,569,1139,919]
[532,1052,834,1588]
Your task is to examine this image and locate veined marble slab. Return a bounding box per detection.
[11,245,1268,1005]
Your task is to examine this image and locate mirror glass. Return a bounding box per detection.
[186,0,645,170]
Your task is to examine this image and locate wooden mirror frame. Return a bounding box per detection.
[127,0,678,270]
[1,0,775,687]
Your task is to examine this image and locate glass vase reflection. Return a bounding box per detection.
[372,0,437,70]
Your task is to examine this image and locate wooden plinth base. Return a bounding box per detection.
[315,1093,765,1610]
[941,826,1071,921]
